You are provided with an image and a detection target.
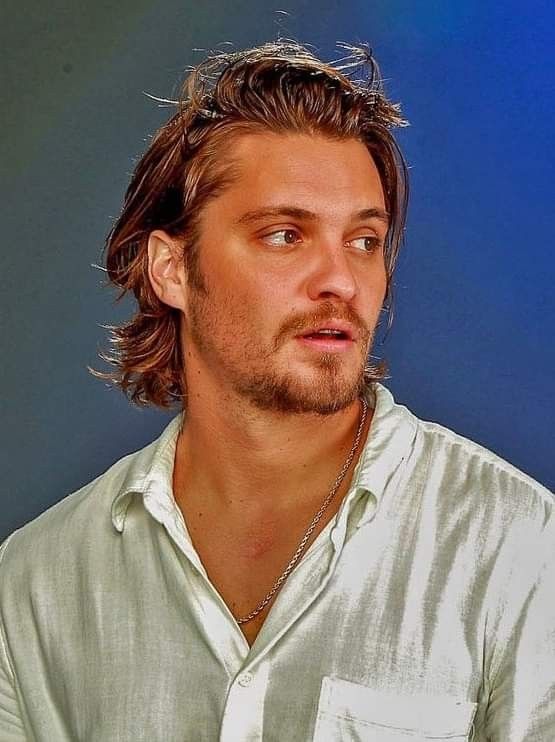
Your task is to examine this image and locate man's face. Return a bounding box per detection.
[182,131,389,415]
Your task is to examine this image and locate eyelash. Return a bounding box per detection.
[261,229,382,254]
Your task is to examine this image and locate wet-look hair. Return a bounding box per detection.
[89,40,409,409]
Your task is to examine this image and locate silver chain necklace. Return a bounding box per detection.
[236,397,368,625]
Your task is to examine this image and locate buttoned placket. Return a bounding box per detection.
[216,521,346,739]
[136,410,385,741]
[142,473,377,741]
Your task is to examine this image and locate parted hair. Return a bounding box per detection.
[89,40,409,409]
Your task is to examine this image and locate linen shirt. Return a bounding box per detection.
[0,382,554,741]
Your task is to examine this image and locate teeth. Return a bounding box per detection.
[318,329,342,335]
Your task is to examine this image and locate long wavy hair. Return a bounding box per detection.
[88,40,410,409]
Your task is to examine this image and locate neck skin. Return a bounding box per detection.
[172,373,373,523]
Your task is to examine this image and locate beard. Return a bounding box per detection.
[184,269,375,416]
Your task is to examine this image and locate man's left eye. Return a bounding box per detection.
[349,236,382,253]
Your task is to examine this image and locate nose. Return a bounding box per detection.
[304,243,358,303]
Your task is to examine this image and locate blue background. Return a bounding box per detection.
[2,0,554,539]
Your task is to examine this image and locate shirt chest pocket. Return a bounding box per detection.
[313,676,477,741]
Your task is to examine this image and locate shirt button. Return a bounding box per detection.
[237,672,253,687]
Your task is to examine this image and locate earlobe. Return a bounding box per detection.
[147,230,188,311]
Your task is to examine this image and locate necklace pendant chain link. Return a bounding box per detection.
[237,397,368,625]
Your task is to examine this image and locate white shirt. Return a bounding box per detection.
[1,382,553,741]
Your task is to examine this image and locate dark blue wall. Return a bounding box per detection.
[2,0,553,539]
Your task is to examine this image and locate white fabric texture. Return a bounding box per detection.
[1,382,553,741]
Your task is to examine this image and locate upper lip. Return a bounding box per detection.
[298,321,357,341]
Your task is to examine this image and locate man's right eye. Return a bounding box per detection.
[261,229,300,246]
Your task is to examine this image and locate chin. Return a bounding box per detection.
[236,365,366,415]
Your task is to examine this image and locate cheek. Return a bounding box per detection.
[231,262,287,310]
[378,271,388,303]
[217,277,270,332]
[360,277,387,323]
[370,261,388,302]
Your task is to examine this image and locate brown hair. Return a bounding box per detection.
[89,40,409,409]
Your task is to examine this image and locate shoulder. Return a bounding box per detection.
[381,401,555,611]
[373,380,552,539]
[0,447,139,578]
[368,384,553,533]
[405,412,555,554]
[375,382,553,515]
[0,411,184,647]
[419,415,551,505]
[0,416,175,590]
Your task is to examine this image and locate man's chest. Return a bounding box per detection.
[18,534,484,742]
[180,499,343,645]
[8,500,491,742]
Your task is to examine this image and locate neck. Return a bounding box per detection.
[172,383,373,519]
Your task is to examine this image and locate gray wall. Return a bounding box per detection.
[2,0,554,539]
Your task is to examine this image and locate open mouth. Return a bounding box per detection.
[297,329,354,352]
[303,330,350,340]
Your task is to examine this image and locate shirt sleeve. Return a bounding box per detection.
[484,516,555,740]
[0,536,28,741]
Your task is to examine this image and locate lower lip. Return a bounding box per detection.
[296,336,354,352]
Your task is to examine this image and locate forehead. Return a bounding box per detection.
[211,131,386,218]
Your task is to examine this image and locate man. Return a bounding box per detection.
[0,40,553,741]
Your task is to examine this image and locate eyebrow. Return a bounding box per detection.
[235,205,390,227]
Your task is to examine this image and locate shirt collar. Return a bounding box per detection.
[110,382,418,533]
[349,381,418,528]
[110,413,183,533]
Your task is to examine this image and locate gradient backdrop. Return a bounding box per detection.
[2,0,554,540]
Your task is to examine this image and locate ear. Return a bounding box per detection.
[147,230,189,311]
